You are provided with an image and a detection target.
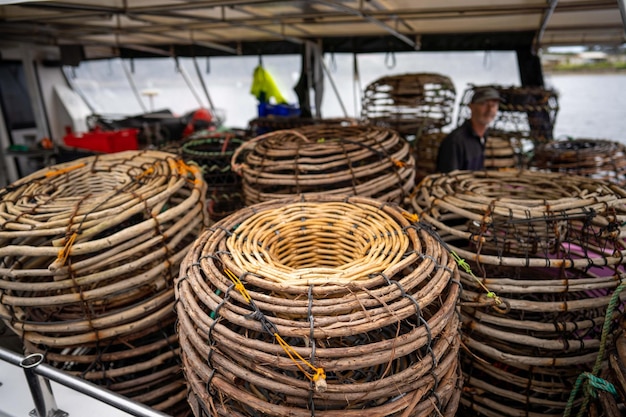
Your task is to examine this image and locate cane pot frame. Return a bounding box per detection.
[181,131,245,187]
[484,136,518,169]
[232,124,415,205]
[181,130,246,220]
[176,194,462,416]
[0,150,208,415]
[361,73,456,138]
[531,138,626,187]
[414,131,446,181]
[409,170,626,417]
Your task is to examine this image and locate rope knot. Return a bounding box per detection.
[313,368,327,393]
[583,372,617,398]
[224,268,252,303]
[50,231,80,272]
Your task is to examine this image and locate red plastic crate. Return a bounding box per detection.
[63,127,139,153]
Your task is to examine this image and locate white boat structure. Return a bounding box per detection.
[0,1,625,416]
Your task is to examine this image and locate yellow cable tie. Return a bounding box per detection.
[177,159,191,176]
[317,138,326,143]
[275,333,310,376]
[224,268,252,303]
[45,163,86,178]
[453,254,471,273]
[56,231,78,266]
[134,166,155,181]
[402,212,419,223]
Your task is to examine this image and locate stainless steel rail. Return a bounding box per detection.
[0,346,172,417]
[21,352,67,417]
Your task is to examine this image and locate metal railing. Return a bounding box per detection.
[0,346,172,417]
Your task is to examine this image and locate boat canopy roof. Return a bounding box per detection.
[0,0,625,61]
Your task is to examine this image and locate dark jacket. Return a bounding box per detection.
[436,120,486,173]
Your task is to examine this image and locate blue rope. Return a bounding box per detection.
[583,372,617,396]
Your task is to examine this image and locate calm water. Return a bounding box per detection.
[544,73,626,142]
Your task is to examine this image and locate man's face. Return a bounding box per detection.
[470,99,499,127]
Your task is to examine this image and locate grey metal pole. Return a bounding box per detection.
[121,59,149,113]
[618,0,626,37]
[192,56,216,112]
[21,353,66,417]
[176,58,205,108]
[320,57,348,118]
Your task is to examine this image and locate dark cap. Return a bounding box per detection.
[471,87,502,104]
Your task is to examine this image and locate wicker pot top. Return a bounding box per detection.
[410,169,626,267]
[0,150,208,344]
[232,124,415,205]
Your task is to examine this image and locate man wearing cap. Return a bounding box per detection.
[436,86,501,173]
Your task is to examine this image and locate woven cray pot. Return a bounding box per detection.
[231,124,415,205]
[414,132,518,181]
[0,150,208,416]
[414,131,446,180]
[248,117,359,137]
[361,73,456,139]
[484,136,518,170]
[176,194,462,417]
[530,138,626,187]
[181,130,247,221]
[458,85,559,147]
[409,170,626,417]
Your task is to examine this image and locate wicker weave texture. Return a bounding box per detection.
[232,124,415,205]
[181,130,246,221]
[0,150,208,415]
[361,73,456,137]
[176,194,462,417]
[409,170,626,417]
[530,138,626,187]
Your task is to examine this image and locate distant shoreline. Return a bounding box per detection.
[542,62,626,75]
[543,68,626,75]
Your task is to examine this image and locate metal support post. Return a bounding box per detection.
[21,353,68,417]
